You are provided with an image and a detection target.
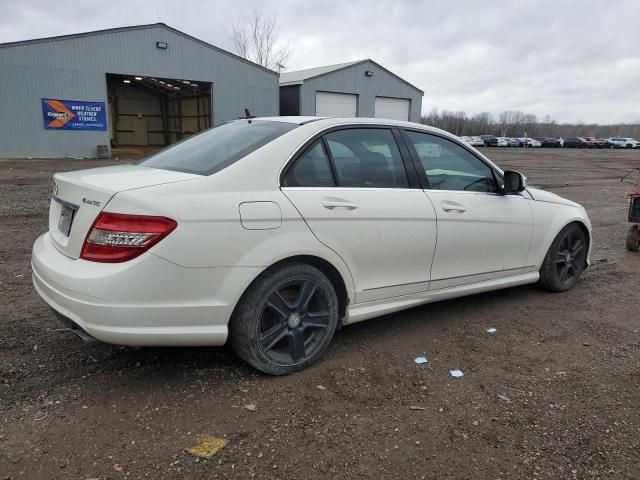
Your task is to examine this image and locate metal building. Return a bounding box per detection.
[0,23,279,158]
[279,59,423,123]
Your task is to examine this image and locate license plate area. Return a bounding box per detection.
[54,197,78,237]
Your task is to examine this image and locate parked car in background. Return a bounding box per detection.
[469,136,485,147]
[30,116,593,374]
[563,137,592,148]
[460,136,484,147]
[592,138,609,148]
[507,138,523,147]
[518,137,542,148]
[534,137,562,148]
[480,134,499,147]
[608,137,640,149]
[497,137,510,147]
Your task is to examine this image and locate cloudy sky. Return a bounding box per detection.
[2,0,639,124]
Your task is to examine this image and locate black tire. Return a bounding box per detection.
[538,223,588,292]
[229,263,339,375]
[626,225,640,252]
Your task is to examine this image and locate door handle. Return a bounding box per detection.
[321,199,358,210]
[441,201,466,213]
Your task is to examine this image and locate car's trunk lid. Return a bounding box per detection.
[49,164,200,259]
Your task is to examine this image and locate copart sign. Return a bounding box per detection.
[42,98,107,131]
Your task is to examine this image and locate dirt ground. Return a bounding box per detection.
[1,148,639,480]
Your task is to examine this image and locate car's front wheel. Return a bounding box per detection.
[538,223,587,292]
[626,225,640,252]
[230,263,339,375]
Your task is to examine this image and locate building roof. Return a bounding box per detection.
[279,60,363,85]
[279,58,423,94]
[0,23,278,76]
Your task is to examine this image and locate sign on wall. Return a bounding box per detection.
[41,98,107,131]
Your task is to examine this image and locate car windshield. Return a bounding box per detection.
[138,120,298,175]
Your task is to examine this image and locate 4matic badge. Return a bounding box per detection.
[82,198,101,207]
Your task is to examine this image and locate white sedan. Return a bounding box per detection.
[32,117,592,375]
[518,137,542,147]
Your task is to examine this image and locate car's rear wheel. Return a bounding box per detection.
[230,263,339,375]
[626,225,640,252]
[538,223,587,292]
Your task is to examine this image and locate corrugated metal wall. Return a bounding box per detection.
[299,60,423,122]
[0,25,279,158]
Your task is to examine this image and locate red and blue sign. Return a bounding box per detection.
[42,98,107,131]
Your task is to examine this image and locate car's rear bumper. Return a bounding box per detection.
[31,233,261,346]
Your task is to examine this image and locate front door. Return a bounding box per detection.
[132,116,148,146]
[402,130,534,290]
[282,128,437,303]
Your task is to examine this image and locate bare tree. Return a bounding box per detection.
[228,9,293,71]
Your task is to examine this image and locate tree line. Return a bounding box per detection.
[420,109,640,139]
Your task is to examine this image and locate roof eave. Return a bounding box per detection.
[0,23,279,76]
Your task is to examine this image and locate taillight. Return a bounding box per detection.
[80,212,177,263]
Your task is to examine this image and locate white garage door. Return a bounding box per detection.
[374,97,410,121]
[316,92,357,117]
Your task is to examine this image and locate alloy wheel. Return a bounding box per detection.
[555,229,586,287]
[257,278,333,365]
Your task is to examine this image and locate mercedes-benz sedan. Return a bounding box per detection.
[32,117,592,375]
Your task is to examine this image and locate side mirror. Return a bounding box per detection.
[503,170,527,194]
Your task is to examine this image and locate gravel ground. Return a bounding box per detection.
[1,148,639,479]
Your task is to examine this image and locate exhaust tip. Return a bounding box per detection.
[51,309,100,343]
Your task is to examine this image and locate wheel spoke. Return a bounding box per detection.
[288,329,306,362]
[303,311,331,330]
[296,280,317,311]
[266,291,292,319]
[556,252,567,264]
[259,323,288,351]
[559,263,569,282]
[571,240,584,256]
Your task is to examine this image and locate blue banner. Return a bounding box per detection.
[42,98,107,131]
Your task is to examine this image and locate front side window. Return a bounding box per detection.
[404,131,498,193]
[139,120,297,175]
[324,129,409,188]
[283,141,335,187]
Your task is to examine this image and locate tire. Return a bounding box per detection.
[538,223,588,292]
[626,225,640,252]
[229,263,339,375]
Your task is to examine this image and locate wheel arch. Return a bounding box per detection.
[536,218,592,270]
[232,254,352,324]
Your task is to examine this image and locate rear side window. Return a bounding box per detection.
[284,141,335,187]
[139,120,297,175]
[324,129,409,188]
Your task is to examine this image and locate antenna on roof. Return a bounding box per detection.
[239,108,256,120]
[276,63,286,73]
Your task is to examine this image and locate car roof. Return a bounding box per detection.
[249,116,458,138]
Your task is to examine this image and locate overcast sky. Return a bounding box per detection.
[2,0,639,124]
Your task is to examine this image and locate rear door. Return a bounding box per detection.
[282,127,437,303]
[402,130,534,290]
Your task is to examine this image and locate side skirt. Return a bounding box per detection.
[343,271,539,325]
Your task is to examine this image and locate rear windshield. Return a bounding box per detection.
[138,120,298,175]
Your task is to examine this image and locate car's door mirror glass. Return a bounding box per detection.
[503,170,527,194]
